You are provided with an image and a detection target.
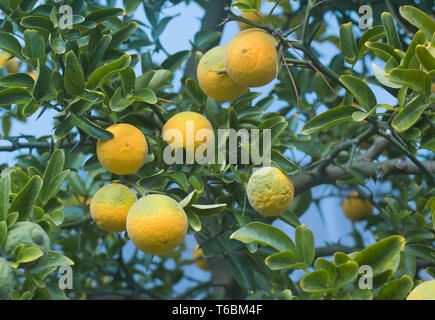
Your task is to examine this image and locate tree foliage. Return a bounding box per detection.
[0,0,434,300]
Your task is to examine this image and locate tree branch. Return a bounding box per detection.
[293,159,435,196]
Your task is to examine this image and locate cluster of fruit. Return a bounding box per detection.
[197,27,280,102]
[91,122,296,258]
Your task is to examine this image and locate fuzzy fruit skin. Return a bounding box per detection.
[197,46,247,101]
[246,167,294,217]
[0,257,14,300]
[97,123,148,175]
[90,183,137,232]
[127,194,188,255]
[224,28,279,87]
[342,190,373,222]
[193,244,211,271]
[162,111,213,152]
[238,12,266,30]
[407,280,435,300]
[3,222,49,265]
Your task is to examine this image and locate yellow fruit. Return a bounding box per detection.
[193,244,211,271]
[162,111,213,151]
[238,12,266,30]
[246,166,294,217]
[197,46,247,101]
[126,194,188,255]
[342,190,373,222]
[28,72,37,80]
[97,123,148,175]
[407,280,435,300]
[0,52,20,73]
[90,183,137,232]
[224,28,279,87]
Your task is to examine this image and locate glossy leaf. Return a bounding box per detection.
[302,105,360,134]
[230,222,295,252]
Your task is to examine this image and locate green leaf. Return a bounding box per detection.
[381,12,402,50]
[194,30,221,50]
[415,45,435,71]
[389,69,431,96]
[86,8,126,22]
[110,22,138,48]
[0,175,10,222]
[403,30,425,69]
[375,275,413,300]
[0,88,31,106]
[146,69,173,90]
[185,77,205,105]
[0,221,7,250]
[339,22,358,64]
[300,270,333,293]
[39,149,65,205]
[178,190,199,208]
[87,35,112,75]
[131,88,157,104]
[357,26,385,57]
[0,73,34,88]
[166,171,189,191]
[353,235,406,273]
[17,247,43,264]
[230,222,295,252]
[22,30,45,59]
[399,6,435,39]
[64,51,85,96]
[228,253,256,296]
[31,250,74,278]
[405,244,435,264]
[20,15,54,34]
[372,63,402,89]
[8,176,43,221]
[302,105,360,134]
[69,113,114,140]
[87,54,131,90]
[271,149,301,175]
[109,87,134,112]
[161,50,191,71]
[339,75,377,111]
[48,30,65,54]
[265,251,307,270]
[33,60,51,101]
[190,203,227,217]
[335,261,359,289]
[295,224,315,266]
[0,32,24,60]
[185,210,201,232]
[392,95,431,132]
[278,209,301,228]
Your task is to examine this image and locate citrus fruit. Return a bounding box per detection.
[3,222,49,265]
[126,194,188,255]
[193,244,211,271]
[407,280,435,300]
[162,111,213,152]
[90,183,137,232]
[224,28,280,87]
[238,12,266,30]
[0,257,14,300]
[197,46,247,101]
[342,190,373,222]
[97,123,148,175]
[0,52,20,74]
[246,166,294,216]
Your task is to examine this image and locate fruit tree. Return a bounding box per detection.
[0,0,434,300]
